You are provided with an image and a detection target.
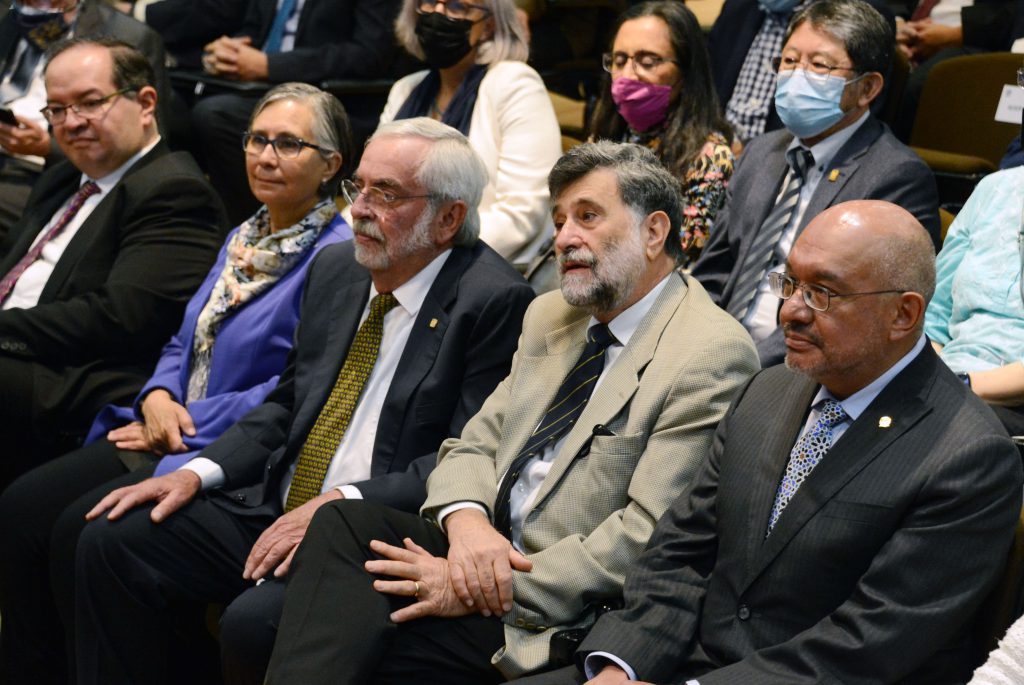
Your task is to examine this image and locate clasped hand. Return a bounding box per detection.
[107,389,196,456]
[202,35,269,81]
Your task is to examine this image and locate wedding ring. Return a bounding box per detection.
[413,581,421,597]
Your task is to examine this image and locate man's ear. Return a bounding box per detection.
[433,199,468,246]
[643,210,671,260]
[135,85,158,122]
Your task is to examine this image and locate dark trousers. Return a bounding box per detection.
[74,485,277,685]
[190,93,261,226]
[507,665,586,684]
[266,500,507,685]
[0,439,152,685]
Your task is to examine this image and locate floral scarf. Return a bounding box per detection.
[186,199,337,402]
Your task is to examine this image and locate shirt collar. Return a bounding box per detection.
[589,273,673,348]
[368,248,452,318]
[787,110,869,172]
[80,135,161,193]
[812,334,926,421]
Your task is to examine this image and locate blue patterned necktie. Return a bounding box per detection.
[766,399,848,535]
[263,0,297,54]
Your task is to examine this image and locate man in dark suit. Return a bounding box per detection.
[193,0,401,224]
[513,200,1023,685]
[692,0,939,368]
[0,0,171,239]
[72,117,535,685]
[707,0,894,141]
[0,38,224,487]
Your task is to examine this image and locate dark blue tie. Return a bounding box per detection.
[263,0,297,54]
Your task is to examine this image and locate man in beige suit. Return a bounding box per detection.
[264,142,760,685]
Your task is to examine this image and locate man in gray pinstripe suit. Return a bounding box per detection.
[516,200,1024,685]
[263,142,760,684]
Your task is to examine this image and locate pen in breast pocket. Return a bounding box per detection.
[592,424,615,436]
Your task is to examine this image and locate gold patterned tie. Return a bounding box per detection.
[284,292,399,511]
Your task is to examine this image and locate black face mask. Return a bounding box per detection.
[12,2,71,50]
[414,12,474,70]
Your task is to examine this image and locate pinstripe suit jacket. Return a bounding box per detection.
[422,272,760,678]
[580,346,1024,685]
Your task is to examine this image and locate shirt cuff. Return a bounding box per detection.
[584,652,638,681]
[437,501,488,532]
[181,457,225,490]
[337,485,362,500]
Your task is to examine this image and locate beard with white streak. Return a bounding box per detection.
[558,220,647,315]
[352,208,436,271]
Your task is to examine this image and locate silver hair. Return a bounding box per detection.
[395,0,529,65]
[369,117,488,246]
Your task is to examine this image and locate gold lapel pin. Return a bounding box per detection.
[878,416,892,428]
[429,318,438,329]
[828,169,840,182]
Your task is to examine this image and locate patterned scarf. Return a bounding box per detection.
[186,199,337,402]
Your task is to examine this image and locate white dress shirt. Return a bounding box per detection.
[184,249,452,509]
[2,136,160,311]
[439,274,673,551]
[0,40,48,166]
[586,334,928,683]
[744,111,870,343]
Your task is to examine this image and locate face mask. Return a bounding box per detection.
[758,0,801,14]
[774,69,864,139]
[415,12,474,70]
[611,77,673,132]
[12,1,71,50]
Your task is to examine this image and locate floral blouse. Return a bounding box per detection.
[627,129,735,266]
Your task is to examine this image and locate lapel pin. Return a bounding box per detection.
[429,318,438,329]
[828,169,840,182]
[878,416,892,428]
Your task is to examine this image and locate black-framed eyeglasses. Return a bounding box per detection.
[40,87,133,125]
[416,0,490,19]
[769,55,858,80]
[242,132,333,159]
[768,272,907,312]
[340,179,433,210]
[602,51,676,75]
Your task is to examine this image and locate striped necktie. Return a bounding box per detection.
[766,399,848,535]
[263,0,297,54]
[727,147,814,322]
[492,323,617,538]
[0,181,100,304]
[284,292,398,511]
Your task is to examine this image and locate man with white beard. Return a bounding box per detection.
[261,141,760,685]
[73,118,536,685]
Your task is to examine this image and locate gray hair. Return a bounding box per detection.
[876,228,937,323]
[395,0,529,65]
[787,0,893,75]
[369,117,488,246]
[249,82,354,196]
[548,141,685,263]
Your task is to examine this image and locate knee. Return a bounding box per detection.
[76,507,153,580]
[220,583,285,685]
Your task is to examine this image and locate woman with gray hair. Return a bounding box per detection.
[0,82,354,684]
[381,0,561,262]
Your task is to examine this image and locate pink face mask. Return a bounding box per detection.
[611,77,673,132]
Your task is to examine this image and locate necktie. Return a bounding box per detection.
[0,44,42,104]
[492,323,617,538]
[284,292,398,511]
[0,181,100,304]
[727,147,814,322]
[263,0,297,54]
[766,399,848,535]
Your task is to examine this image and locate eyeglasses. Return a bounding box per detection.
[40,87,133,125]
[769,55,858,82]
[768,272,906,312]
[341,179,433,210]
[416,0,489,19]
[11,0,80,13]
[242,132,333,159]
[602,51,676,76]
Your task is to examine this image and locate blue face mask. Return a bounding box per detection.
[774,68,863,139]
[758,0,800,14]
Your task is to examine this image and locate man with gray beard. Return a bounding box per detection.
[72,118,535,685]
[261,142,760,685]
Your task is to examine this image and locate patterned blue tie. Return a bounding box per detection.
[263,0,297,54]
[766,399,848,535]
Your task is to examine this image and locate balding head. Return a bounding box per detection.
[779,200,935,398]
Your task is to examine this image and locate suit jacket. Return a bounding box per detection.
[581,347,1024,685]
[706,0,895,134]
[85,214,351,473]
[0,142,225,436]
[197,240,535,515]
[236,0,400,83]
[422,273,761,678]
[144,0,248,68]
[691,116,940,366]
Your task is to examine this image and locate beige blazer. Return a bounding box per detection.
[422,272,759,677]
